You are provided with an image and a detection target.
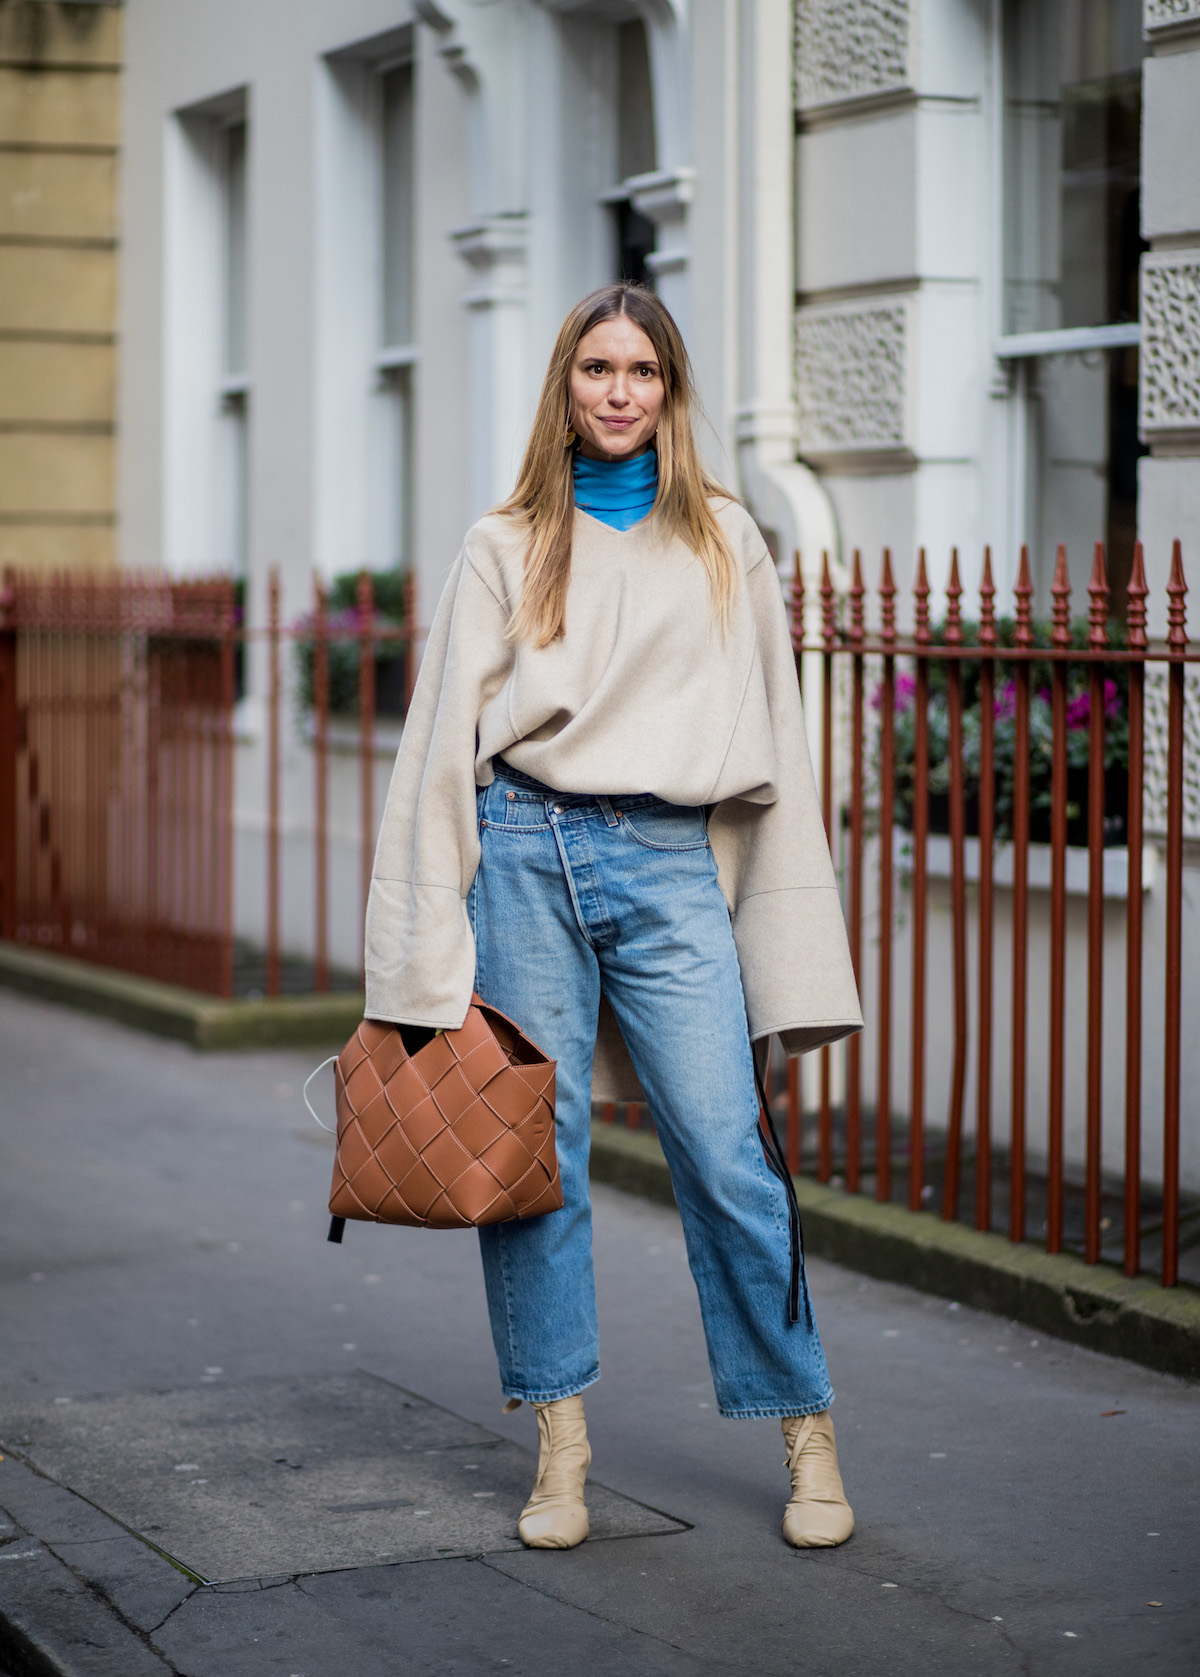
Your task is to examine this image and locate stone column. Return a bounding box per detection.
[1139,0,1200,625]
[1138,2,1200,845]
[627,167,695,340]
[450,213,531,519]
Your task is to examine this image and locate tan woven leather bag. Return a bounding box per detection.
[309,995,561,1236]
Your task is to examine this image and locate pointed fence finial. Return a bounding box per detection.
[849,549,865,646]
[944,548,963,645]
[1087,541,1109,650]
[1166,538,1188,652]
[1051,543,1072,649]
[979,547,997,648]
[791,550,805,650]
[880,548,896,647]
[914,547,931,646]
[1014,543,1034,649]
[820,550,836,650]
[1126,540,1148,653]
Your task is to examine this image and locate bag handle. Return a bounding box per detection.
[304,1056,346,1245]
[303,1056,339,1133]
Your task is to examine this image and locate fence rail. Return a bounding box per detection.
[1,542,1196,1288]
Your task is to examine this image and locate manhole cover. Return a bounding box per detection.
[1,1371,687,1583]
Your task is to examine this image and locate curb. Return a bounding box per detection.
[0,943,363,1052]
[0,1456,181,1677]
[589,1122,1200,1383]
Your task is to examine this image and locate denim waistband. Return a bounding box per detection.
[491,757,560,794]
[490,756,663,810]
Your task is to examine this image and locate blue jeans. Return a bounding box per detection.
[469,761,834,1420]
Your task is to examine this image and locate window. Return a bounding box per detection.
[999,0,1147,603]
[611,20,657,287]
[217,118,249,577]
[374,62,415,572]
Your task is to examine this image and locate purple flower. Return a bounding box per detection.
[871,672,917,712]
[1066,692,1091,731]
[1066,680,1124,731]
[994,680,1016,721]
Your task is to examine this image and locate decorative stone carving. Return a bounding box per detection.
[1141,253,1200,433]
[627,168,694,281]
[449,214,529,310]
[794,0,910,110]
[1144,0,1200,33]
[795,303,907,454]
[1142,666,1200,841]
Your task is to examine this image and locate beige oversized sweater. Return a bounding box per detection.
[364,500,862,1100]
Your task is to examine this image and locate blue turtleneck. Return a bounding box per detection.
[572,447,657,532]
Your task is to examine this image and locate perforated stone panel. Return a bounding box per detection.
[1145,0,1200,33]
[794,0,910,110]
[1143,665,1200,841]
[1142,253,1200,434]
[795,302,907,454]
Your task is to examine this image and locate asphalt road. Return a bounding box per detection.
[0,990,1197,1675]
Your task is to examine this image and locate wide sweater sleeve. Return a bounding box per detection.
[707,553,864,1055]
[364,549,514,1029]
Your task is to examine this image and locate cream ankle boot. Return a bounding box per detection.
[780,1411,854,1548]
[517,1394,591,1550]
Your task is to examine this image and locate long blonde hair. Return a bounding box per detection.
[498,284,738,647]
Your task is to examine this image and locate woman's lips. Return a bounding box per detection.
[600,416,636,428]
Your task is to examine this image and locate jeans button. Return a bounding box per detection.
[553,803,564,814]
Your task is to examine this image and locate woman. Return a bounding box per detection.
[365,283,862,1552]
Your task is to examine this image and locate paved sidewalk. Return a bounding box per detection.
[0,992,1197,1675]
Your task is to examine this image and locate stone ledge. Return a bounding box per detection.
[0,943,362,1051]
[589,1122,1200,1383]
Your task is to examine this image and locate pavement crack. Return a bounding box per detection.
[477,1555,755,1675]
[35,1540,188,1674]
[147,1587,199,1637]
[926,1586,1033,1674]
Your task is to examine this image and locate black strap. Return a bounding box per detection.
[753,1058,812,1330]
[327,1216,346,1244]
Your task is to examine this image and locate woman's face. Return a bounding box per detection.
[568,317,665,462]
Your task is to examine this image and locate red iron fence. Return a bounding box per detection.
[754,538,1195,1287]
[1,544,1196,1287]
[0,572,236,993]
[0,567,416,998]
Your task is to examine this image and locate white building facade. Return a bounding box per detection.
[119,0,833,624]
[118,0,1200,631]
[792,0,1200,630]
[117,0,1198,1189]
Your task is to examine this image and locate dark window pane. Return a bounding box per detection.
[381,64,415,348]
[613,198,656,288]
[1004,0,1146,334]
[617,20,656,181]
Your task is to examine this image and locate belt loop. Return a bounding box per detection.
[597,795,620,828]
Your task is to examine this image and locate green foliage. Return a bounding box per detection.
[294,568,411,719]
[879,617,1130,846]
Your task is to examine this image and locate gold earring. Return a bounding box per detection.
[564,428,576,448]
